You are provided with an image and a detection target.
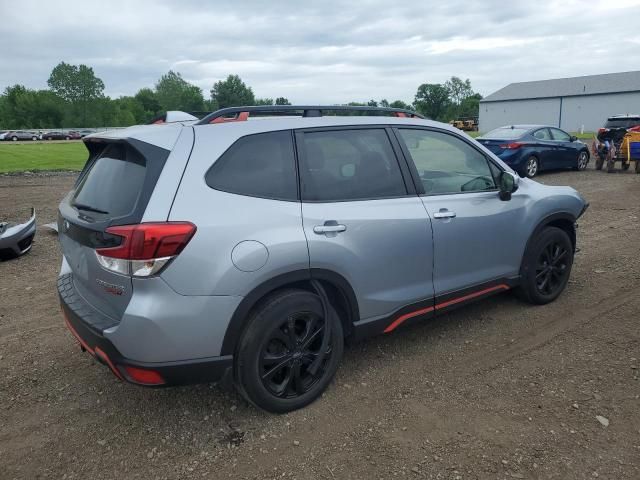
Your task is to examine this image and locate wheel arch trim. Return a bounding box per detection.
[220,268,359,356]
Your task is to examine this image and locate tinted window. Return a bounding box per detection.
[73,143,146,217]
[299,129,407,201]
[399,129,497,195]
[533,128,552,140]
[206,130,297,201]
[605,117,640,128]
[550,128,570,141]
[480,127,529,140]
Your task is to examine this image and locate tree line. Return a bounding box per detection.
[0,62,482,129]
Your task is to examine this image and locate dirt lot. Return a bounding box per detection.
[1,165,639,480]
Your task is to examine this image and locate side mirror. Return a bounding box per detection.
[570,135,577,142]
[498,171,519,201]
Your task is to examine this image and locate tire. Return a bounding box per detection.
[235,289,343,413]
[31,136,37,141]
[595,156,604,170]
[11,136,18,141]
[65,136,70,140]
[575,150,589,171]
[606,159,615,173]
[524,156,539,178]
[515,226,574,305]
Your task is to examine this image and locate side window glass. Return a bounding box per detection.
[550,128,570,142]
[299,129,407,201]
[533,129,551,140]
[398,129,497,195]
[205,130,297,201]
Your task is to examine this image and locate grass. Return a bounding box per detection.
[0,142,86,173]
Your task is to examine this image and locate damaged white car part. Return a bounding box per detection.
[0,208,36,259]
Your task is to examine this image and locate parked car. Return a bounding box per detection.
[67,131,82,140]
[597,114,640,145]
[78,130,94,138]
[57,105,588,412]
[477,125,590,178]
[42,131,71,140]
[3,130,40,141]
[0,131,7,140]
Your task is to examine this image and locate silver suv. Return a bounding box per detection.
[58,106,588,412]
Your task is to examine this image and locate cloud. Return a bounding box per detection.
[1,0,639,103]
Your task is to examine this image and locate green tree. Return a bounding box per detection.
[275,97,291,105]
[0,85,65,129]
[134,88,162,121]
[47,62,105,125]
[459,93,482,118]
[444,76,473,107]
[255,98,274,105]
[155,71,205,112]
[210,75,255,109]
[414,83,451,121]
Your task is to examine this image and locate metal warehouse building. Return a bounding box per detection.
[479,71,640,133]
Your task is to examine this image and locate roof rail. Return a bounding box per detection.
[195,105,424,125]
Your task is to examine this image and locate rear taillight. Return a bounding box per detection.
[95,222,196,277]
[499,142,523,150]
[598,128,607,134]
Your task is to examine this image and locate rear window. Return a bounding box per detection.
[72,143,146,217]
[299,129,407,202]
[480,127,529,140]
[605,118,640,128]
[205,130,297,201]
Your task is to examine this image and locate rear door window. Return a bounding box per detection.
[72,143,146,218]
[298,129,407,202]
[205,130,297,201]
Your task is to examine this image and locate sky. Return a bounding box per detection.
[1,0,640,104]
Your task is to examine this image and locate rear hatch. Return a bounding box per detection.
[58,139,170,327]
[598,117,640,143]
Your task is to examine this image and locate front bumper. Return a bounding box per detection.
[58,275,233,387]
[0,207,36,258]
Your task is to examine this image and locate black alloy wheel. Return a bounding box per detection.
[235,289,343,413]
[259,311,331,398]
[535,241,570,296]
[515,226,574,305]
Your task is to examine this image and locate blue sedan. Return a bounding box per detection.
[477,125,590,178]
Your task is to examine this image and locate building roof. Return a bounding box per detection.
[481,71,640,103]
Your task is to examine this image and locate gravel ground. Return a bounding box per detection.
[0,164,639,480]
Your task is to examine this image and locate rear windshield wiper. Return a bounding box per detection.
[72,203,109,215]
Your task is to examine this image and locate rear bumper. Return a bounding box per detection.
[58,276,233,387]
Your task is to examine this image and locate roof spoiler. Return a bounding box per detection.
[148,111,199,125]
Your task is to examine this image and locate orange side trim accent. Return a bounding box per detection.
[384,284,510,333]
[94,347,124,381]
[435,284,510,310]
[383,306,434,333]
[62,308,95,355]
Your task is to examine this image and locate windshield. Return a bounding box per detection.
[479,127,529,140]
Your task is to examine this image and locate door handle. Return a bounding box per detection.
[313,224,347,234]
[433,210,456,219]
